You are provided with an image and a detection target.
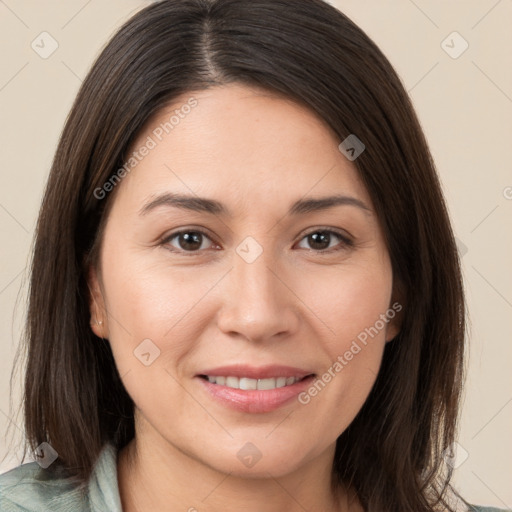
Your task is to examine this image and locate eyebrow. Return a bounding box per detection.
[139,192,372,217]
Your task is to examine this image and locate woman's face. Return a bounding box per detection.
[89,83,401,478]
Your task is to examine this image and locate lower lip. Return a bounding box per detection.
[196,375,315,413]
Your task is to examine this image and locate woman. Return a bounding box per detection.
[0,0,508,511]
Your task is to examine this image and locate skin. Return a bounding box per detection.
[88,83,402,512]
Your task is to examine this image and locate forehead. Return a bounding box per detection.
[114,83,372,215]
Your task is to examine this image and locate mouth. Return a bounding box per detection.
[195,365,316,413]
[198,374,314,390]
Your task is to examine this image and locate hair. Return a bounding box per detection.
[7,0,467,510]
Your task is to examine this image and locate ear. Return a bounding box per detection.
[385,280,405,343]
[87,265,108,339]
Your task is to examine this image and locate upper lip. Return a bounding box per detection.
[198,364,315,380]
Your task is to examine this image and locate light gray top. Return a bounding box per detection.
[0,443,122,511]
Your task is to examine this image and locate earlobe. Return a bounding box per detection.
[87,266,108,339]
[386,282,405,343]
[385,320,401,343]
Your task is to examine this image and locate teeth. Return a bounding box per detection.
[226,376,238,388]
[239,377,257,390]
[276,377,287,388]
[205,375,304,390]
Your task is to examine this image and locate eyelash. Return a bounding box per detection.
[160,227,354,256]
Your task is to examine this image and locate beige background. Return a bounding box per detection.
[0,0,511,508]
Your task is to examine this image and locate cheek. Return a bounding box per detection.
[332,271,392,366]
[297,259,394,350]
[99,255,210,424]
[294,260,393,431]
[99,243,225,382]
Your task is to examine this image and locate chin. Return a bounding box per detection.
[198,439,314,479]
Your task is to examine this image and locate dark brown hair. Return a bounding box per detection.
[8,0,467,510]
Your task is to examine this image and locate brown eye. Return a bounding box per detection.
[296,230,353,252]
[163,230,215,253]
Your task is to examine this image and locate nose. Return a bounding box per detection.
[216,247,300,343]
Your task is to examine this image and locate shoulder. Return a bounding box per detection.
[0,460,87,511]
[0,443,121,512]
[468,506,512,512]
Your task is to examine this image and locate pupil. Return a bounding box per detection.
[180,232,202,250]
[309,232,329,250]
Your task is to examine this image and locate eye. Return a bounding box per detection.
[296,229,353,253]
[162,229,218,254]
[161,227,353,255]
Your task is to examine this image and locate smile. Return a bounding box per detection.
[200,375,307,390]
